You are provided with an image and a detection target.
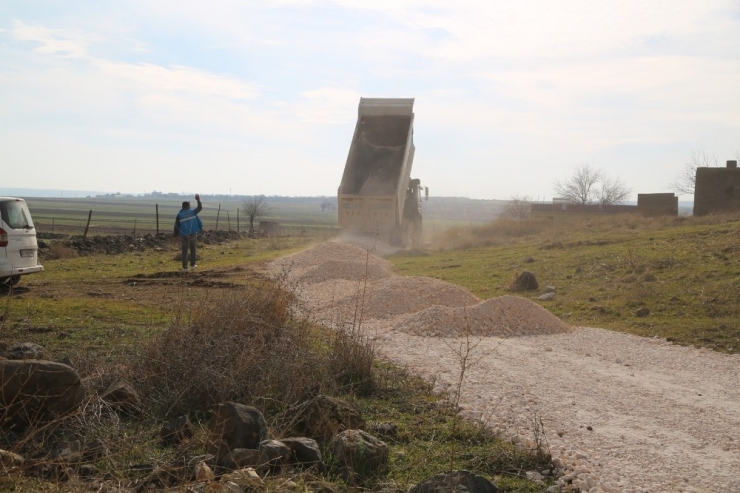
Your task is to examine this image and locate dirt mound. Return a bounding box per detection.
[394,295,571,338]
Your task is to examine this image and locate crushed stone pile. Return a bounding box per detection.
[269,241,570,338]
[358,276,480,319]
[272,242,394,283]
[392,295,571,337]
[301,260,393,283]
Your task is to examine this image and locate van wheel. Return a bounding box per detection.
[2,276,20,287]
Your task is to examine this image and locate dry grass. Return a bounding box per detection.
[46,242,79,260]
[430,217,552,251]
[135,280,376,429]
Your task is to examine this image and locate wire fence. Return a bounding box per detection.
[30,204,340,238]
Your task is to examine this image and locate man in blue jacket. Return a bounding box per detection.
[174,194,203,271]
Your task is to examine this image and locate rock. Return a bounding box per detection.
[207,402,268,461]
[635,307,651,317]
[508,271,538,292]
[300,394,365,441]
[161,415,195,445]
[100,380,142,415]
[280,437,323,470]
[220,467,263,488]
[78,464,96,477]
[524,256,536,263]
[545,285,556,293]
[0,360,85,428]
[0,449,24,470]
[5,342,45,360]
[259,439,291,472]
[409,470,499,493]
[369,422,398,437]
[538,292,556,301]
[526,470,543,481]
[330,429,388,481]
[218,448,261,471]
[169,453,215,480]
[305,480,338,493]
[195,460,215,481]
[220,481,245,493]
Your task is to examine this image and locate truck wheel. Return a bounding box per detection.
[2,276,20,287]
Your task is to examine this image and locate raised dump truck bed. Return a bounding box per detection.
[338,98,418,244]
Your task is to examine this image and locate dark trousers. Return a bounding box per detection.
[180,234,197,269]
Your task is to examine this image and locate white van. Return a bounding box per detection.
[0,197,44,286]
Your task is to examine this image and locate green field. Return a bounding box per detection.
[25,196,341,237]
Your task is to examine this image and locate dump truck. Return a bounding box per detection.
[337,98,427,246]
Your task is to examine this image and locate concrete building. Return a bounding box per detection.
[693,161,740,215]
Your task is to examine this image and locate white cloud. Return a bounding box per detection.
[96,61,261,101]
[10,20,92,58]
[293,87,361,123]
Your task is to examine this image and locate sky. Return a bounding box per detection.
[1,1,739,200]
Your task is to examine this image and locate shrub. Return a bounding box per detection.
[135,282,336,419]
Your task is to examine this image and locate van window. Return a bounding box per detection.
[0,201,35,229]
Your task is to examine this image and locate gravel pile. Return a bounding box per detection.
[273,241,393,284]
[272,241,570,338]
[359,276,480,319]
[394,295,571,337]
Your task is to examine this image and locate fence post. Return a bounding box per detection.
[215,204,221,231]
[227,211,231,231]
[237,209,240,232]
[83,210,92,238]
[156,204,159,235]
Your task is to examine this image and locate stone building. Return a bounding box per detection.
[693,161,740,215]
[637,193,678,216]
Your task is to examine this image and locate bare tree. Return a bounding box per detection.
[670,150,718,196]
[503,195,532,219]
[597,175,631,206]
[242,196,270,234]
[553,164,603,205]
[554,164,631,206]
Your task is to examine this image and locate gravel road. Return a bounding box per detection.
[269,241,740,493]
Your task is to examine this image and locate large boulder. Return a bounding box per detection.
[206,402,268,460]
[330,429,388,481]
[0,360,85,429]
[409,470,499,493]
[281,437,323,470]
[300,395,365,441]
[218,448,261,471]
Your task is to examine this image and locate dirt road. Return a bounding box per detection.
[270,242,740,493]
